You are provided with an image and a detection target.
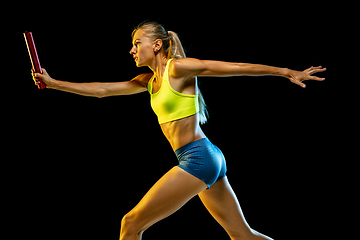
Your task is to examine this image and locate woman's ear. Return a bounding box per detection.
[153,39,163,53]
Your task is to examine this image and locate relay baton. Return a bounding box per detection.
[23,31,46,89]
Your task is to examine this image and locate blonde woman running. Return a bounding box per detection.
[33,21,326,240]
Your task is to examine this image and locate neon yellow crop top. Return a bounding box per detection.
[148,59,199,124]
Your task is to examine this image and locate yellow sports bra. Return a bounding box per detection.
[148,58,199,124]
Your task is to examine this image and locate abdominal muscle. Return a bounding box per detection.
[160,113,207,151]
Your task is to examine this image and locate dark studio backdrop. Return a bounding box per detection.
[7,1,340,240]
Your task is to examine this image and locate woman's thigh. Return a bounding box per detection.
[198,177,254,239]
[123,166,207,233]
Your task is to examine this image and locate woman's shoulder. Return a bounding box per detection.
[169,58,205,79]
[132,73,154,87]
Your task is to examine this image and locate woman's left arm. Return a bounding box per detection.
[171,58,326,88]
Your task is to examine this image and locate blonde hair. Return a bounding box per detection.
[132,21,208,124]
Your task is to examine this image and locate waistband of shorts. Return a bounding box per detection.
[174,138,209,156]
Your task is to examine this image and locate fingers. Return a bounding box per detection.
[33,72,42,78]
[30,68,47,76]
[31,69,43,86]
[310,68,326,75]
[306,66,327,75]
[310,76,325,81]
[304,66,326,83]
[41,68,48,75]
[299,82,306,88]
[33,71,46,79]
[32,75,40,86]
[292,79,306,88]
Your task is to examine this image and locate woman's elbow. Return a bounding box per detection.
[94,88,108,98]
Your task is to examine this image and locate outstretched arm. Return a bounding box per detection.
[33,69,150,97]
[171,58,326,88]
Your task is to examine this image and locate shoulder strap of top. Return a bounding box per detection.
[147,58,173,93]
[147,74,155,93]
[163,58,174,82]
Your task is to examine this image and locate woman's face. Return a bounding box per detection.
[130,30,155,67]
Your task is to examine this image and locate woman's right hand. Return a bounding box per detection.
[32,68,54,88]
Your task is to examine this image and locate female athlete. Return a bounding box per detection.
[33,21,326,240]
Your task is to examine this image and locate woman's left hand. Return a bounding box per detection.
[287,66,326,88]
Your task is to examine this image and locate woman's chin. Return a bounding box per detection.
[136,62,145,67]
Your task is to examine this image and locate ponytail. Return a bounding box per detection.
[167,31,186,59]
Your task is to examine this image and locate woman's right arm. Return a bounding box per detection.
[33,68,150,97]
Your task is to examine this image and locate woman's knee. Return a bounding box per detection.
[120,212,144,239]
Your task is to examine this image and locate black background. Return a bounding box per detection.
[6,1,345,240]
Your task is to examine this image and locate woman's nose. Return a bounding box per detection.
[129,45,136,55]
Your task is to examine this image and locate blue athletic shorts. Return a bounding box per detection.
[175,138,227,189]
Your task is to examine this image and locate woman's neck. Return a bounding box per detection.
[149,53,169,79]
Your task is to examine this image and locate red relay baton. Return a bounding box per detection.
[23,31,46,89]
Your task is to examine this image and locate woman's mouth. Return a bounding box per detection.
[133,56,138,61]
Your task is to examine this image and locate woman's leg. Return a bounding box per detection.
[120,166,207,240]
[198,177,273,240]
